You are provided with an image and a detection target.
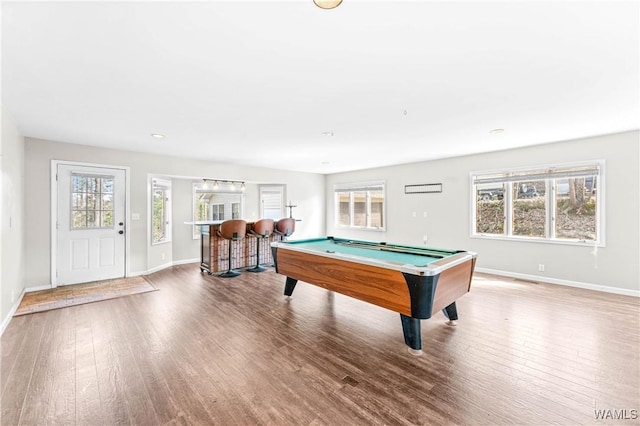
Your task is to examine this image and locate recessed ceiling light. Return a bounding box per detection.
[322,131,334,137]
[490,128,505,134]
[314,0,342,10]
[321,161,330,165]
[151,133,165,138]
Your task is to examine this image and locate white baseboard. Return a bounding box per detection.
[146,261,174,275]
[25,284,53,293]
[0,288,26,336]
[475,267,640,297]
[173,258,199,266]
[143,258,200,275]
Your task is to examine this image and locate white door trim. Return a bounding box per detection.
[51,160,131,288]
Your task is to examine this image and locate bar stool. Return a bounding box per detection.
[216,219,247,278]
[247,218,275,273]
[274,217,296,241]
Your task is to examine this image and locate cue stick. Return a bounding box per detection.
[340,239,453,255]
[333,240,446,259]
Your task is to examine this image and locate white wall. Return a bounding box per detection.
[326,131,639,294]
[169,178,199,265]
[24,138,325,287]
[1,107,25,328]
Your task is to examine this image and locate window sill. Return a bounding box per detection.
[336,225,386,232]
[470,234,605,248]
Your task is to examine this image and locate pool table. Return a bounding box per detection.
[271,237,477,354]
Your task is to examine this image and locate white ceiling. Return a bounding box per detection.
[2,1,639,174]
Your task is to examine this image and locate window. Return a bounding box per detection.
[152,179,172,244]
[335,181,385,230]
[211,204,225,221]
[259,185,285,220]
[471,161,603,244]
[192,182,244,238]
[71,174,115,229]
[232,202,241,219]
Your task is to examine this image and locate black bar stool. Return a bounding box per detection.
[274,217,295,241]
[217,219,247,278]
[248,218,274,273]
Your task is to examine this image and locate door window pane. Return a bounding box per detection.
[73,211,86,228]
[71,174,115,229]
[102,194,113,210]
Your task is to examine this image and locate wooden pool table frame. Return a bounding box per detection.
[271,237,477,354]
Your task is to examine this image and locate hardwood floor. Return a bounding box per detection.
[1,266,638,425]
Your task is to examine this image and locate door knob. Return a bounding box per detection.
[118,230,124,235]
[119,222,124,226]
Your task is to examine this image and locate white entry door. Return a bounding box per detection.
[56,164,126,286]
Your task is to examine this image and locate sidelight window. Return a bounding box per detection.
[152,178,172,244]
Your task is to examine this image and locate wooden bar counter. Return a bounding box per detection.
[191,221,284,275]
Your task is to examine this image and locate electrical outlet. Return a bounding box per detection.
[412,211,416,218]
[161,253,166,261]
[423,235,428,245]
[423,212,428,218]
[538,264,545,272]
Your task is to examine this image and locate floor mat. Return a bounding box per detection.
[14,276,158,316]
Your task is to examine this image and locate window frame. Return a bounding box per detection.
[470,160,605,246]
[334,180,386,231]
[151,178,172,245]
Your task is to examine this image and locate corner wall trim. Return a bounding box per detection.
[475,267,640,297]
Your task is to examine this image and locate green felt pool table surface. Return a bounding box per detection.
[284,237,460,267]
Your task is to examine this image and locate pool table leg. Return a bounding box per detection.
[400,314,423,355]
[442,302,458,326]
[284,277,298,296]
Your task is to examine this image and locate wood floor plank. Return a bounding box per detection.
[1,267,638,425]
[0,314,48,425]
[74,304,105,426]
[0,315,29,394]
[45,307,77,424]
[16,309,63,425]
